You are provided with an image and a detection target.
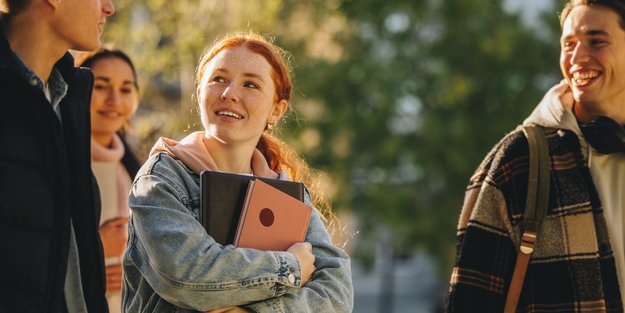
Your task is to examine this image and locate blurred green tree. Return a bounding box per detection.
[292,0,562,274]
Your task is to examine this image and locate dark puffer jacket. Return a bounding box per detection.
[0,28,107,312]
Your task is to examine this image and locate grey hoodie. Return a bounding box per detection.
[524,81,581,137]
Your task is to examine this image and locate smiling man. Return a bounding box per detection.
[0,0,115,312]
[446,0,625,312]
[561,3,625,125]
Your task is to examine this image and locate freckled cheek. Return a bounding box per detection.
[197,94,215,117]
[197,86,219,106]
[197,103,212,127]
[248,93,274,107]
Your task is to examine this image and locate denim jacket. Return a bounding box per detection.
[122,153,353,312]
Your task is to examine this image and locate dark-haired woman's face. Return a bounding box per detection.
[90,57,138,145]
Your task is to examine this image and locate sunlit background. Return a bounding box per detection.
[102,0,565,311]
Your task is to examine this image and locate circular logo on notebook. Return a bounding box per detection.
[259,208,274,227]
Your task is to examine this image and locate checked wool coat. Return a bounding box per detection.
[446,84,623,312]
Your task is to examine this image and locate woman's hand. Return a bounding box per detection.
[99,217,128,292]
[100,217,128,257]
[287,242,315,286]
[251,149,279,179]
[105,263,123,292]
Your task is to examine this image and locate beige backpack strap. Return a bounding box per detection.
[504,125,550,313]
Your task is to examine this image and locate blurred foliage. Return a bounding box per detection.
[103,0,563,275]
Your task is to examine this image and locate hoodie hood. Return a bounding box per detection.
[523,81,581,136]
[149,131,283,179]
[150,131,218,175]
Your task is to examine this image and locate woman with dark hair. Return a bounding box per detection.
[123,33,353,313]
[76,48,142,313]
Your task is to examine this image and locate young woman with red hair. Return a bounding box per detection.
[122,33,353,313]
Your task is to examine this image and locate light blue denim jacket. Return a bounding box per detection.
[122,153,353,312]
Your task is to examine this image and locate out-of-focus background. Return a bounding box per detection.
[103,0,565,311]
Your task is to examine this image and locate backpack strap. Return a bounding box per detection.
[504,125,550,313]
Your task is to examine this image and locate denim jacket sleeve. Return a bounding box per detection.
[125,153,353,312]
[127,154,302,311]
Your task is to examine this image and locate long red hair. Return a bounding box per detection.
[195,33,336,227]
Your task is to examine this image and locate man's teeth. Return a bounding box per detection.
[218,111,243,119]
[572,71,600,86]
[573,71,599,80]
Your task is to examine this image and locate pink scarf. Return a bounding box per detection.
[91,134,132,222]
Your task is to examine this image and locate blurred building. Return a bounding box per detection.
[352,252,445,313]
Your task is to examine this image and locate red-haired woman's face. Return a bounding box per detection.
[197,46,287,146]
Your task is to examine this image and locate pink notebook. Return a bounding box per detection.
[234,180,312,251]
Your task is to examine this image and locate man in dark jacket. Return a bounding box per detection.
[0,0,115,312]
[446,0,625,312]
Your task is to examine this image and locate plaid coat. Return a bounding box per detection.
[445,126,623,312]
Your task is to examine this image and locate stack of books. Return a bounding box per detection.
[199,171,311,251]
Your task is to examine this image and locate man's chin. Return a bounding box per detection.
[572,90,596,105]
[72,41,101,53]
